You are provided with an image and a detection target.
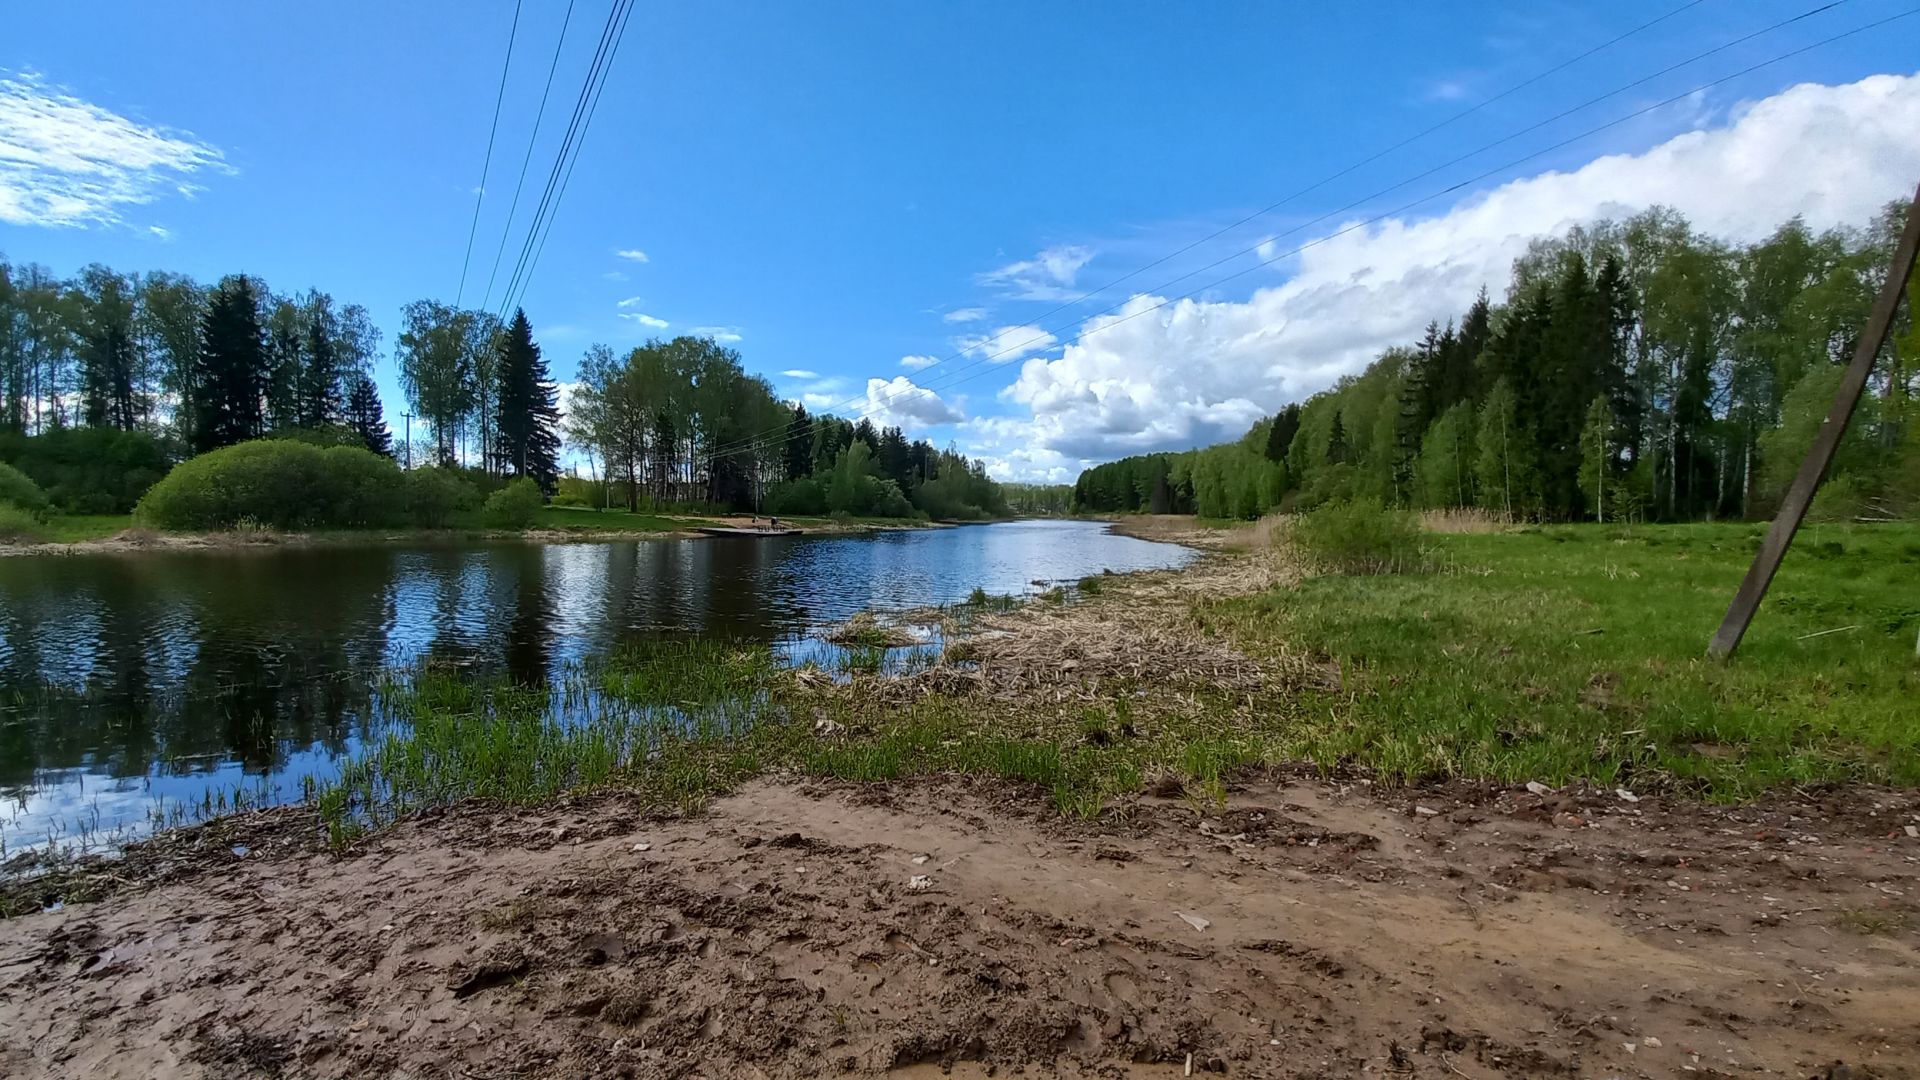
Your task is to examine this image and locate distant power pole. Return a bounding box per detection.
[1708,178,1920,660]
[402,412,413,470]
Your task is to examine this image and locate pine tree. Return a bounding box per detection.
[492,309,561,491]
[346,371,391,457]
[192,276,267,452]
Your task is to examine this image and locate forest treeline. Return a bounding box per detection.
[567,336,1007,520]
[1075,205,1920,524]
[0,256,1012,526]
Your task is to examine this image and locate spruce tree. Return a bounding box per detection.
[1265,403,1301,462]
[299,305,339,429]
[346,371,392,457]
[1326,411,1350,464]
[784,403,813,481]
[192,276,267,452]
[492,309,560,491]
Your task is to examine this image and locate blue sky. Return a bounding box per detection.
[4,1,1918,479]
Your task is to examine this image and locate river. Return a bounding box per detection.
[0,520,1194,852]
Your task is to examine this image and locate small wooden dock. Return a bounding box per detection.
[697,526,802,537]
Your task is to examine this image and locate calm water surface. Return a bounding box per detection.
[0,520,1192,851]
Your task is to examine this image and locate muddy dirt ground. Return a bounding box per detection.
[1,770,1915,1079]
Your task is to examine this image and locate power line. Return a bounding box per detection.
[706,0,1863,463]
[493,0,633,324]
[481,0,579,314]
[455,0,524,308]
[716,0,1732,451]
[504,0,636,319]
[710,3,1914,468]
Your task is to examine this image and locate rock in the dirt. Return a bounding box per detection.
[1175,911,1210,932]
[1525,781,1552,796]
[1904,825,1918,839]
[1615,788,1641,802]
[631,842,651,852]
[907,874,933,891]
[1414,805,1440,817]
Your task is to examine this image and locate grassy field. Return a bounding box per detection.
[1205,520,1920,795]
[11,513,137,543]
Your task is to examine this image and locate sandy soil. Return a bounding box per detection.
[2,771,1915,1079]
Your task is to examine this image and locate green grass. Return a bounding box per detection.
[523,506,719,533]
[1201,521,1920,796]
[0,513,135,543]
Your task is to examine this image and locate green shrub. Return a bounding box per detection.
[0,427,174,514]
[0,502,43,540]
[766,477,827,516]
[484,477,545,527]
[405,466,480,528]
[0,462,51,519]
[1288,498,1427,574]
[135,439,405,530]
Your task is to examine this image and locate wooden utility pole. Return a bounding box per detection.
[1708,179,1920,659]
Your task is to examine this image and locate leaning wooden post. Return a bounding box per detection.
[1708,179,1920,659]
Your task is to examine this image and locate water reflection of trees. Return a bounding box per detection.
[0,550,395,786]
[0,537,826,791]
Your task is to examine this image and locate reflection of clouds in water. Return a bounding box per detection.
[0,522,1196,852]
[2,739,376,854]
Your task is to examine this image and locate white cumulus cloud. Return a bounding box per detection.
[0,70,228,229]
[942,306,988,323]
[618,312,668,330]
[864,376,963,427]
[993,72,1920,472]
[693,325,743,344]
[899,354,940,371]
[614,248,649,262]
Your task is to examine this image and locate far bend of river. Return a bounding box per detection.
[0,520,1194,852]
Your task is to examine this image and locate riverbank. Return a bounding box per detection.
[4,769,1915,1078]
[0,508,951,558]
[3,518,1918,1076]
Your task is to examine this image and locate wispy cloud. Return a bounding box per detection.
[615,296,646,308]
[779,369,818,379]
[692,325,743,344]
[976,244,1094,301]
[1424,78,1470,102]
[0,70,229,229]
[899,355,939,371]
[942,307,988,324]
[602,270,628,282]
[614,248,650,262]
[617,312,668,329]
[958,324,1057,364]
